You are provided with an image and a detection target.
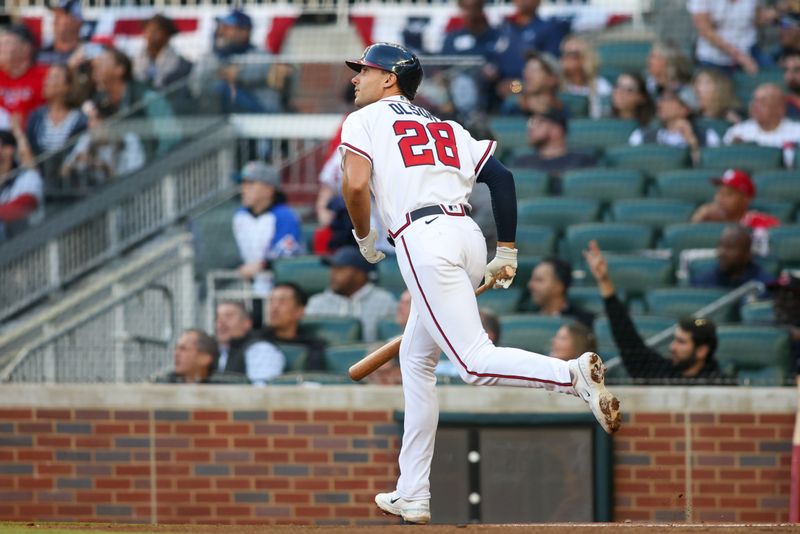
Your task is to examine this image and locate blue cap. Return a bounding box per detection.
[323,246,375,273]
[50,0,82,20]
[216,9,252,29]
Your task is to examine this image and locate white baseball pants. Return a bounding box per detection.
[393,214,577,501]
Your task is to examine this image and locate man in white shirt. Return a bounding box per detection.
[723,83,800,148]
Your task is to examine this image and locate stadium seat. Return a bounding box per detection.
[753,170,800,204]
[272,256,331,296]
[597,40,652,74]
[489,116,528,159]
[768,225,800,269]
[751,200,795,222]
[558,92,589,118]
[715,325,791,385]
[190,198,241,280]
[653,169,722,204]
[274,343,308,372]
[604,254,674,298]
[694,118,732,139]
[301,222,318,250]
[477,286,524,315]
[377,255,406,297]
[515,224,557,257]
[699,145,783,171]
[644,287,732,322]
[740,300,775,325]
[499,314,568,353]
[562,169,646,206]
[610,198,696,229]
[517,198,601,229]
[567,118,637,149]
[324,343,371,375]
[301,316,362,345]
[565,223,654,265]
[737,366,786,387]
[593,314,675,360]
[567,286,606,316]
[509,168,550,199]
[603,145,690,175]
[732,69,785,106]
[659,223,728,258]
[377,318,403,341]
[272,372,354,385]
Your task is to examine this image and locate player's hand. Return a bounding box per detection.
[485,246,517,289]
[352,229,386,264]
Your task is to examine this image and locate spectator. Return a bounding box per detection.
[234,161,303,295]
[306,246,397,343]
[0,128,43,241]
[549,321,597,362]
[190,8,290,114]
[691,169,780,255]
[782,49,800,119]
[688,0,777,74]
[511,107,596,190]
[559,35,612,119]
[132,14,192,92]
[692,68,743,123]
[611,72,655,127]
[262,282,327,371]
[0,25,48,126]
[26,64,87,157]
[723,83,800,148]
[645,41,694,102]
[500,52,561,116]
[584,240,724,382]
[629,89,720,165]
[60,100,146,187]
[690,224,775,291]
[38,0,85,66]
[215,301,286,385]
[775,9,800,59]
[153,329,250,384]
[519,256,594,328]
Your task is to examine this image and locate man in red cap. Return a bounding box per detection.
[691,168,780,255]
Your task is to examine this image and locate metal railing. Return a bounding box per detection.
[0,232,196,384]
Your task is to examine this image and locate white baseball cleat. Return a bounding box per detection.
[375,491,431,524]
[569,352,622,434]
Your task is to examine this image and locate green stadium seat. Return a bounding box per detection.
[732,69,785,105]
[273,343,309,372]
[694,118,732,139]
[740,300,775,325]
[604,254,674,298]
[567,118,637,149]
[593,314,675,360]
[509,168,550,199]
[597,40,652,73]
[499,314,568,353]
[644,287,732,322]
[603,145,690,174]
[301,222,318,250]
[559,92,589,118]
[190,198,241,280]
[769,224,800,269]
[653,169,722,204]
[516,224,557,257]
[517,198,601,229]
[659,223,728,257]
[567,286,606,315]
[376,255,406,296]
[751,200,795,222]
[562,169,646,205]
[477,286,524,315]
[489,116,528,159]
[377,318,403,341]
[273,256,330,296]
[565,223,654,265]
[715,325,791,385]
[753,170,800,203]
[699,145,783,171]
[611,198,696,229]
[324,343,371,376]
[272,372,354,385]
[301,316,362,345]
[737,366,786,387]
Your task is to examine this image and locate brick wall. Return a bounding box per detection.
[0,385,795,525]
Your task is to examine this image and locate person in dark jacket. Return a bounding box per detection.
[262,282,327,371]
[215,301,285,385]
[584,240,724,382]
[691,224,775,292]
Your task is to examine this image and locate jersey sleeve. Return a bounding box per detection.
[338,112,373,166]
[451,120,496,176]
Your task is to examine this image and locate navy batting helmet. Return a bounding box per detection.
[345,42,423,100]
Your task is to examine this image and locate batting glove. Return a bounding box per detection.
[352,228,386,264]
[485,246,517,289]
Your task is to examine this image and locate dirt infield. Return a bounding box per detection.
[3,523,800,534]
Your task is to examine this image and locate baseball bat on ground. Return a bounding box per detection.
[347,266,515,381]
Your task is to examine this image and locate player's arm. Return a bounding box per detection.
[477,156,518,288]
[342,150,385,263]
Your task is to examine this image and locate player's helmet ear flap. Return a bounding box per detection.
[345,42,424,100]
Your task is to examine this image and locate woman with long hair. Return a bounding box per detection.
[560,35,613,118]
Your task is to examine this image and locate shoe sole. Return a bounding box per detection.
[580,353,622,434]
[375,496,430,524]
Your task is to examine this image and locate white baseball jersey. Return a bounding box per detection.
[338,95,496,233]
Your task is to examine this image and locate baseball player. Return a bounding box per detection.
[339,42,621,524]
